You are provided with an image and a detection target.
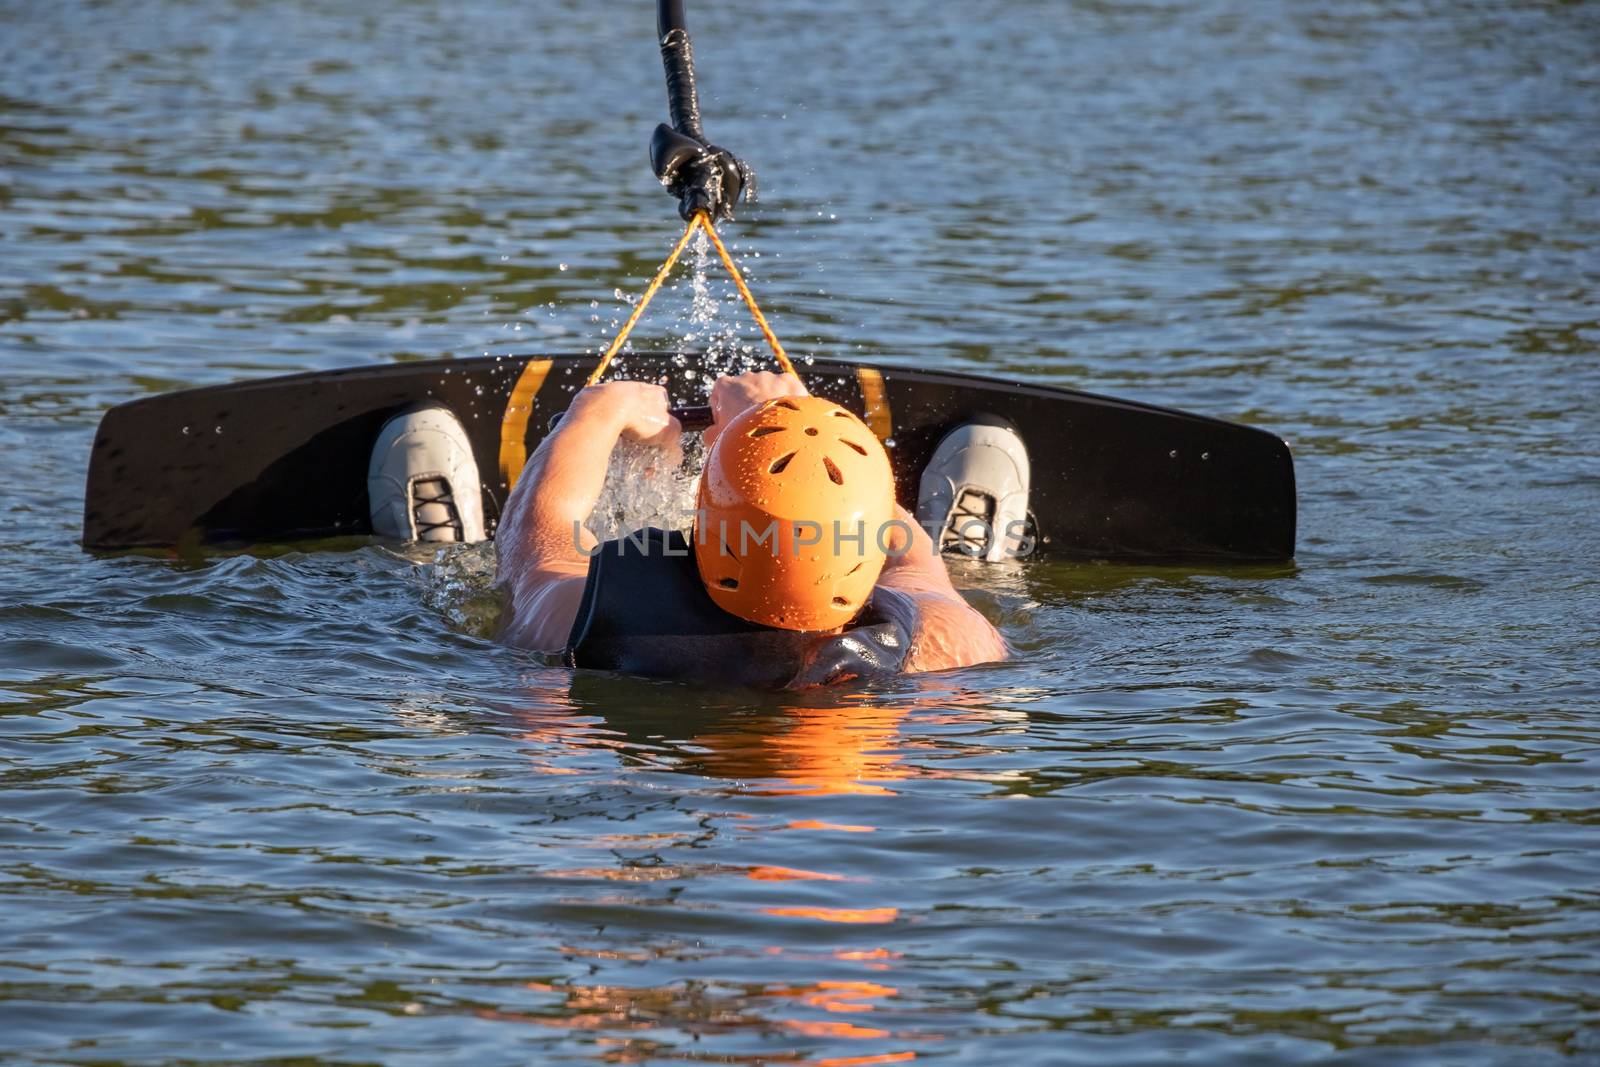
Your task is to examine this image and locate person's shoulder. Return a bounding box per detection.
[904,589,1008,673]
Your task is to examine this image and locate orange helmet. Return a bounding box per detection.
[696,396,895,631]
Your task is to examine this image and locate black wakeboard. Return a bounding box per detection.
[81,354,1295,561]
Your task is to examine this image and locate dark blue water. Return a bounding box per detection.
[3,1,1598,1063]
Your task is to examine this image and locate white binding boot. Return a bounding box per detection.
[367,402,486,543]
[915,415,1032,562]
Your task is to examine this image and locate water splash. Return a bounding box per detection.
[588,435,703,543]
[682,229,762,378]
[416,541,502,639]
[588,230,759,388]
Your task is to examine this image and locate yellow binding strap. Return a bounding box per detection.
[498,357,552,491]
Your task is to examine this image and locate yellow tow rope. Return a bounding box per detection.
[585,210,797,386]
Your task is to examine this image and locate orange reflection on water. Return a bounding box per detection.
[792,980,897,1012]
[764,906,899,924]
[693,702,908,797]
[476,655,1018,1064]
[472,974,915,1063]
[747,865,847,882]
[786,819,876,833]
[763,978,902,1045]
[836,948,897,972]
[786,1019,889,1039]
[762,946,901,972]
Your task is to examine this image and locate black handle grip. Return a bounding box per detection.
[671,404,714,430]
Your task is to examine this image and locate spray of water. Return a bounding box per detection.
[417,541,503,639]
[428,240,766,633]
[587,435,703,543]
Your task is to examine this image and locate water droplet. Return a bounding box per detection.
[180,425,190,435]
[213,425,222,434]
[1169,450,1178,459]
[885,438,897,448]
[1201,452,1210,461]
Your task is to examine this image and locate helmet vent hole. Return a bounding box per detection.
[830,409,851,418]
[719,577,739,590]
[773,399,801,411]
[804,427,818,436]
[832,596,850,607]
[749,425,784,438]
[840,438,868,455]
[823,457,843,485]
[768,452,797,474]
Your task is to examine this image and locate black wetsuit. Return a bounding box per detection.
[565,528,916,689]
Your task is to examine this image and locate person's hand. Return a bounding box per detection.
[702,371,807,452]
[570,381,682,449]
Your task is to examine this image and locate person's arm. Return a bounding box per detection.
[878,505,1009,672]
[496,382,680,653]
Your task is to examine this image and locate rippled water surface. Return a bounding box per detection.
[4,1,1599,1063]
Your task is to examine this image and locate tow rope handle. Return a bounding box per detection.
[584,211,798,389]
